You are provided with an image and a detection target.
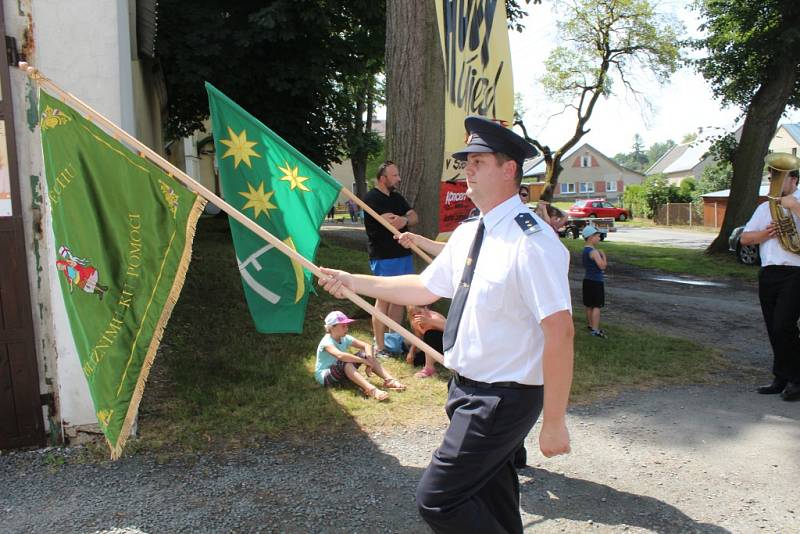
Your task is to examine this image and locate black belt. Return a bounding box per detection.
[453,373,541,390]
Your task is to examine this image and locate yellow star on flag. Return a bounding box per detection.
[277,162,311,192]
[220,127,261,168]
[239,181,277,220]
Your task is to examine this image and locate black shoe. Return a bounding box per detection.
[513,446,527,469]
[756,378,787,395]
[781,382,800,401]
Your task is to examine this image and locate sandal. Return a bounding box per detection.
[383,378,407,391]
[414,367,436,379]
[365,386,389,401]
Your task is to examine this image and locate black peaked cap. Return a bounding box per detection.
[452,116,538,165]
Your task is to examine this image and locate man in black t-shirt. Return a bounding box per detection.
[363,161,419,356]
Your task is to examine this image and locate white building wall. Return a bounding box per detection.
[4,0,136,436]
[328,160,355,203]
[770,126,800,156]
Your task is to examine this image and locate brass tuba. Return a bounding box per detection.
[765,152,800,253]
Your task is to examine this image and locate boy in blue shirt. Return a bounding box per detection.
[582,226,608,338]
[315,311,407,401]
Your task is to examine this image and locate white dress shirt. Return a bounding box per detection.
[421,195,572,385]
[744,190,800,267]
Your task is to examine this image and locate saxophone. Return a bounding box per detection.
[765,152,800,254]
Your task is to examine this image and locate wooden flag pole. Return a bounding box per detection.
[338,188,433,264]
[21,63,445,366]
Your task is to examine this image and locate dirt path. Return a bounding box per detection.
[3,226,796,533]
[314,224,799,532]
[597,261,767,371]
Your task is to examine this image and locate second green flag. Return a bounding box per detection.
[206,83,342,334]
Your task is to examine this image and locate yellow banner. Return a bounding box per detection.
[435,0,515,182]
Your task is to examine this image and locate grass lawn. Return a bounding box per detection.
[559,237,757,280]
[133,216,723,454]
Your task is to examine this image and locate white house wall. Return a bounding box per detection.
[552,148,643,201]
[770,125,800,156]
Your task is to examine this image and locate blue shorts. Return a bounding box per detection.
[369,255,414,276]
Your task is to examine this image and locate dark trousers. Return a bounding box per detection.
[416,378,543,534]
[759,266,800,382]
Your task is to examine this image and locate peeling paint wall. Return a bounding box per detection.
[10,63,65,431]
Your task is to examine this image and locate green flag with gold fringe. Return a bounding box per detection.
[205,83,342,334]
[39,90,206,458]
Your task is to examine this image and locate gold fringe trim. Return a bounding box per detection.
[110,195,207,460]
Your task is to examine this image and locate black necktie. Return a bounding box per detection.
[442,220,485,352]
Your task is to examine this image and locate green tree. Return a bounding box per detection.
[625,174,675,219]
[690,0,800,253]
[507,1,542,31]
[643,174,672,216]
[614,138,676,171]
[632,134,648,169]
[612,152,627,167]
[696,161,733,195]
[677,177,697,202]
[646,139,676,166]
[156,0,385,170]
[534,0,681,201]
[331,2,387,197]
[622,183,648,218]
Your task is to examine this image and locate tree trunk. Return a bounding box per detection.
[351,154,367,199]
[542,155,563,201]
[540,81,603,202]
[350,76,372,199]
[386,0,444,239]
[542,136,582,201]
[707,58,799,253]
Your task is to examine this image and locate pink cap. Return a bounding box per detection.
[324,311,356,327]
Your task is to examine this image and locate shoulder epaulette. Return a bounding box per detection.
[515,212,542,236]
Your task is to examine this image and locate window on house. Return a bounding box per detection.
[560,182,576,194]
[606,181,617,192]
[579,182,594,193]
[580,154,591,167]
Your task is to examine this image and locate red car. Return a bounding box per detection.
[567,199,631,221]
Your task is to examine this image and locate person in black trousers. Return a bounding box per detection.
[319,117,574,532]
[741,163,800,401]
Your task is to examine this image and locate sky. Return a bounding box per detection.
[508,1,800,157]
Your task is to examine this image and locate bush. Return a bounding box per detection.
[623,184,649,218]
[677,177,697,202]
[626,174,697,219]
[697,162,732,195]
[644,174,671,218]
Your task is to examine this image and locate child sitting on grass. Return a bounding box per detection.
[315,311,407,401]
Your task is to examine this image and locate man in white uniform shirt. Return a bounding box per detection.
[741,164,800,402]
[319,116,574,533]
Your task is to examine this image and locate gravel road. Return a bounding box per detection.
[2,223,797,533]
[606,226,715,249]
